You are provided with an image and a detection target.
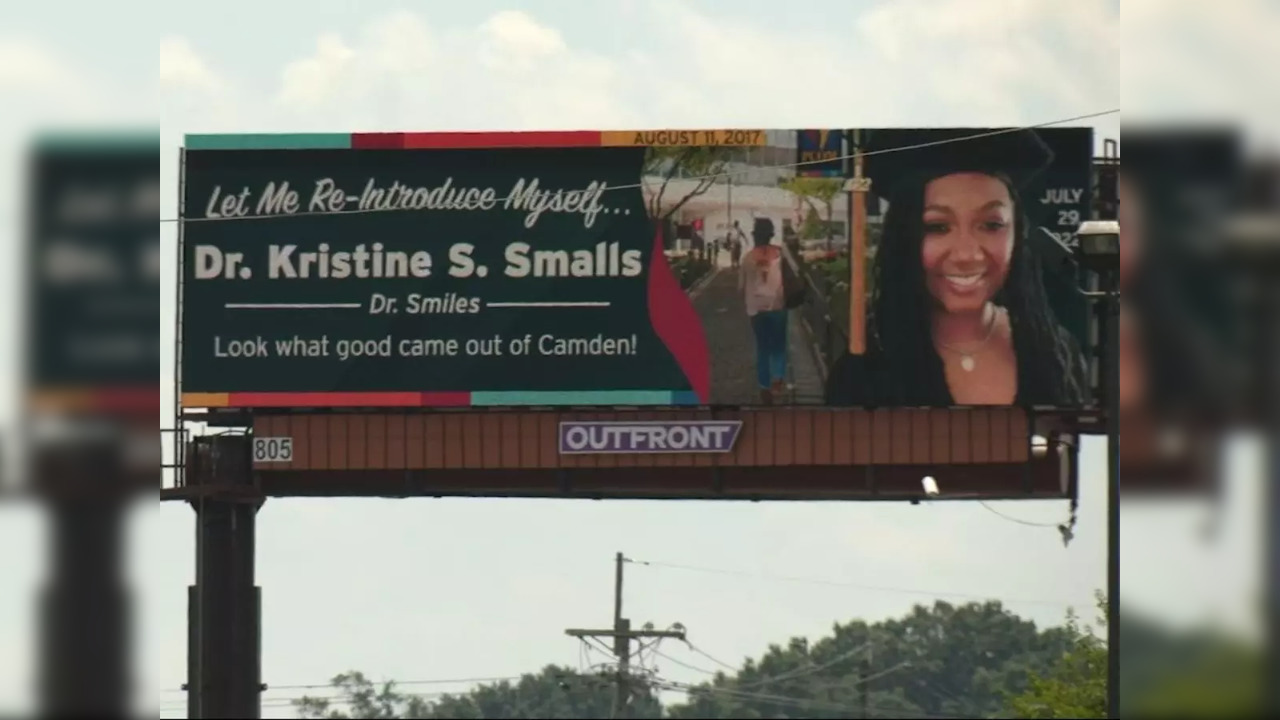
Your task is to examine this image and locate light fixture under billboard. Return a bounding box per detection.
[558,421,743,455]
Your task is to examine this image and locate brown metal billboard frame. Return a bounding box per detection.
[162,405,1090,503]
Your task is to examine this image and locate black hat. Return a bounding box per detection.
[860,127,1055,201]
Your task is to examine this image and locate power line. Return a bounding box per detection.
[156,108,1119,225]
[735,641,876,690]
[653,676,974,719]
[979,500,1066,528]
[162,674,523,694]
[681,639,741,673]
[652,648,721,676]
[625,556,1078,608]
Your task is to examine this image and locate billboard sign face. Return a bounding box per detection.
[796,129,845,177]
[558,420,742,455]
[180,126,1093,410]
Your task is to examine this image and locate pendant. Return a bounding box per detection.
[960,355,976,372]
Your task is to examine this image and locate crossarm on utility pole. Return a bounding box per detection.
[564,629,688,641]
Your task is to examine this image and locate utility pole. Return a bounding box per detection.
[846,129,868,355]
[565,552,687,719]
[859,644,872,719]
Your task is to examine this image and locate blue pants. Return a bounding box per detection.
[750,310,789,389]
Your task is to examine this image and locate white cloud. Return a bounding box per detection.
[159,36,224,94]
[0,37,85,92]
[1123,0,1278,142]
[157,36,235,132]
[276,33,356,110]
[478,9,567,70]
[0,37,106,129]
[158,0,1121,137]
[853,0,1118,125]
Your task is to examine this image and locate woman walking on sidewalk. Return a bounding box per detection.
[739,218,789,404]
[728,221,745,269]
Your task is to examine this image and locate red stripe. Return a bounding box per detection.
[350,133,406,149]
[401,131,602,149]
[223,392,474,407]
[228,392,427,407]
[418,392,472,407]
[96,387,162,407]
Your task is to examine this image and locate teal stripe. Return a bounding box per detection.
[471,391,682,406]
[185,134,351,150]
[670,391,702,405]
[35,131,158,151]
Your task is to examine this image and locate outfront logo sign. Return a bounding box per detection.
[558,420,743,455]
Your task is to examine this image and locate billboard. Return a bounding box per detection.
[178,127,1093,410]
[796,130,845,177]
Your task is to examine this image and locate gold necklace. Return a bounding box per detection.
[937,308,997,373]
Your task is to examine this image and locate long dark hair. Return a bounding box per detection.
[869,173,1087,406]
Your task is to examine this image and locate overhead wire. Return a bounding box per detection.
[652,675,973,719]
[161,673,525,694]
[651,648,721,676]
[155,108,1119,225]
[979,500,1066,528]
[626,556,1080,608]
[681,639,741,673]
[734,641,876,690]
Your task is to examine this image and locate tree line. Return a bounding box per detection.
[293,594,1122,719]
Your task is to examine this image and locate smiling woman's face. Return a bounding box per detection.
[919,172,1016,315]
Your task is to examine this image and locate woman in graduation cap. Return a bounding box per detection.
[825,128,1089,407]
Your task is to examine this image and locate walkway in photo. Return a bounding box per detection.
[691,248,826,405]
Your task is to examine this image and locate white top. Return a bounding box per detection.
[739,245,785,316]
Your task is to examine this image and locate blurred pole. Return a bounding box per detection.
[1104,270,1121,719]
[1264,251,1280,718]
[39,497,130,715]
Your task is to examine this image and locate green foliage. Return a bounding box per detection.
[667,600,1076,719]
[292,593,1274,720]
[780,177,844,207]
[1004,591,1107,719]
[1118,606,1264,717]
[293,671,434,719]
[782,177,845,247]
[294,666,661,719]
[643,147,734,222]
[799,207,825,240]
[298,599,1088,719]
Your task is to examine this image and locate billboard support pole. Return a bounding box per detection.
[186,436,263,719]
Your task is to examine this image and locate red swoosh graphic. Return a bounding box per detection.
[646,227,710,402]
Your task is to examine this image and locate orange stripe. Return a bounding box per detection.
[182,392,230,408]
[228,392,427,407]
[600,129,768,147]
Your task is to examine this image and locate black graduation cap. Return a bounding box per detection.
[753,216,775,238]
[860,128,1056,202]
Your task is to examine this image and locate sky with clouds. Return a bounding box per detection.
[0,0,1275,717]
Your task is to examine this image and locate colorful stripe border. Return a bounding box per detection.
[183,130,770,151]
[181,391,701,409]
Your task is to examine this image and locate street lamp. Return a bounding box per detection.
[1076,220,1122,272]
[1075,218,1121,720]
